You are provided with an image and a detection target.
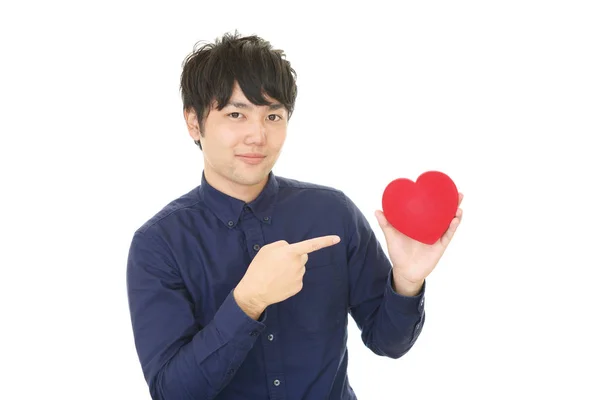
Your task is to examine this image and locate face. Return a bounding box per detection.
[185,82,288,196]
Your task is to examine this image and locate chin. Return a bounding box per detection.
[232,170,269,186]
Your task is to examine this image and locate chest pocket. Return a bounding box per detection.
[286,248,346,333]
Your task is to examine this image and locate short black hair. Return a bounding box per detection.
[180,30,298,150]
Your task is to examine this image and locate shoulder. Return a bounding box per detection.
[134,185,203,235]
[275,174,349,204]
[273,174,364,220]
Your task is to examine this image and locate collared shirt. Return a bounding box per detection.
[126,171,426,400]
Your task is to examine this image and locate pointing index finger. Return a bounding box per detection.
[289,235,341,255]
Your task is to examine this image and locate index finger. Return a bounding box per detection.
[289,235,341,255]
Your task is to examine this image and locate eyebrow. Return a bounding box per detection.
[225,101,285,111]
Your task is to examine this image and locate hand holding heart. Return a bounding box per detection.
[374,171,463,290]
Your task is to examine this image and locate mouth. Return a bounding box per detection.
[236,154,267,165]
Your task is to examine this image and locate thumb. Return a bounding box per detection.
[375,210,394,236]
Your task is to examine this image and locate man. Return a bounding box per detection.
[126,31,463,400]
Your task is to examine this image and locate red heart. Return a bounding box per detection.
[382,171,459,245]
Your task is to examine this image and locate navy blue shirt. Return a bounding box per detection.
[126,171,426,400]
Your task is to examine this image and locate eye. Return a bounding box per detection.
[268,114,282,122]
[228,112,242,119]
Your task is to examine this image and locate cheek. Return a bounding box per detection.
[208,125,241,148]
[225,123,251,143]
[269,130,287,148]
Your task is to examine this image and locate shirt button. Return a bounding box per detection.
[273,379,280,386]
[268,334,274,341]
[253,244,260,251]
[227,221,234,227]
[244,206,250,212]
[415,323,421,330]
[263,216,270,221]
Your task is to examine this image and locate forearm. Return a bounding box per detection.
[147,291,266,400]
[127,230,270,399]
[362,270,425,359]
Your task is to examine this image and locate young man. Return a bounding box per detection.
[126,31,463,400]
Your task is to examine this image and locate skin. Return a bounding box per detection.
[185,80,464,315]
[185,81,288,204]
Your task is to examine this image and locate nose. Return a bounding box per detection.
[244,119,267,146]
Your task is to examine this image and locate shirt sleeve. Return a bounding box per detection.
[126,229,266,399]
[343,193,426,359]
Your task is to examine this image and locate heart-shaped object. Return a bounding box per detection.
[382,171,459,245]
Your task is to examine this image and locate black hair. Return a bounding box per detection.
[179,30,298,150]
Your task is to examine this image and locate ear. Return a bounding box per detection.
[184,108,201,141]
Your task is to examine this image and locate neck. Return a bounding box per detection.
[204,168,268,203]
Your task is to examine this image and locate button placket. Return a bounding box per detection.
[241,214,285,395]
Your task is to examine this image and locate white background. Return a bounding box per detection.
[1,1,599,399]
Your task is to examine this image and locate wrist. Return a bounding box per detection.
[233,283,267,320]
[392,271,424,297]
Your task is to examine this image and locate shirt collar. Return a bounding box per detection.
[198,170,279,228]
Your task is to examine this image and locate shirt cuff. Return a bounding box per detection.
[211,289,268,349]
[384,269,426,315]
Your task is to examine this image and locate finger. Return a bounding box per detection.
[289,235,341,255]
[300,253,308,265]
[458,192,464,207]
[440,216,460,247]
[375,210,388,228]
[456,207,463,220]
[375,210,394,241]
[375,210,394,233]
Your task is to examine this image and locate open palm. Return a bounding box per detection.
[375,193,463,284]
